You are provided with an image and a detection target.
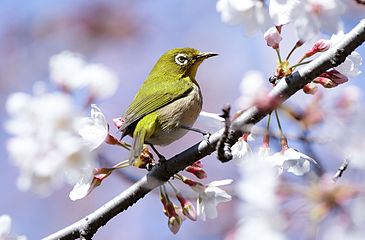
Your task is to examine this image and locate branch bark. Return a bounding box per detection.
[43,19,365,240]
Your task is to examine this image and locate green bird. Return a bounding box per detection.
[119,48,218,163]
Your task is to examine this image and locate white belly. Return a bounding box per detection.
[147,84,202,145]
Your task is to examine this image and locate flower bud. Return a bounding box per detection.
[264,27,282,49]
[306,39,331,57]
[192,160,203,168]
[182,202,197,221]
[176,192,197,221]
[112,117,124,129]
[181,176,198,187]
[313,69,348,88]
[185,166,207,179]
[168,215,182,234]
[69,167,113,201]
[303,82,318,95]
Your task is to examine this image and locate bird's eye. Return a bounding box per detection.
[175,54,188,66]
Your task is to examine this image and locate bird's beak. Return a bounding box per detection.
[195,52,219,60]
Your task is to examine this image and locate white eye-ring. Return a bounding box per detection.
[175,53,189,66]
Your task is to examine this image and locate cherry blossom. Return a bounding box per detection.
[5,90,96,196]
[0,215,27,240]
[269,0,299,26]
[69,167,114,201]
[235,70,270,110]
[49,51,119,99]
[216,0,271,35]
[49,51,86,91]
[268,147,315,176]
[264,27,282,49]
[271,0,346,41]
[232,137,252,162]
[76,64,119,99]
[74,104,108,151]
[69,170,95,201]
[191,179,232,221]
[235,155,285,239]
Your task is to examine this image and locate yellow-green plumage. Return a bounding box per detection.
[119,48,217,162]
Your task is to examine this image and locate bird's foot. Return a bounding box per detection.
[181,125,214,150]
[148,144,166,163]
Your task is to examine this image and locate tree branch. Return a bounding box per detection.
[43,19,365,240]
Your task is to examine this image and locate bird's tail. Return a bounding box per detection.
[129,114,158,164]
[129,130,145,164]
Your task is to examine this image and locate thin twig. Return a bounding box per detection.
[333,159,350,182]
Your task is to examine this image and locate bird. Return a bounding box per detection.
[119,48,218,163]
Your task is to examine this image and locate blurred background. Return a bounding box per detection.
[0,0,364,239]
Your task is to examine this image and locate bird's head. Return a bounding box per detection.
[151,48,218,79]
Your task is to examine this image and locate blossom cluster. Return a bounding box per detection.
[217,0,346,41]
[5,51,120,196]
[0,215,27,240]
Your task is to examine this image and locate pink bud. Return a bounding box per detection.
[181,177,198,187]
[182,202,197,221]
[303,83,318,95]
[113,117,125,129]
[176,192,197,221]
[264,27,282,49]
[185,166,207,179]
[168,216,182,234]
[325,69,348,85]
[306,39,331,57]
[192,160,203,168]
[313,69,348,88]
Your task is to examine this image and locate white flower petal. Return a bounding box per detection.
[196,197,206,221]
[5,88,96,196]
[209,179,233,187]
[236,71,270,109]
[0,215,11,236]
[75,105,108,151]
[5,92,31,116]
[0,215,27,240]
[335,51,362,78]
[285,159,310,176]
[269,0,300,25]
[195,179,232,221]
[216,0,271,35]
[69,172,93,201]
[202,199,219,219]
[232,140,252,162]
[49,51,86,90]
[268,148,314,176]
[76,64,119,99]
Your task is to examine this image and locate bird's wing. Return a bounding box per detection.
[120,76,193,134]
